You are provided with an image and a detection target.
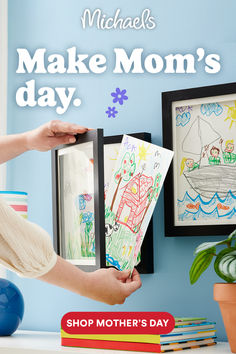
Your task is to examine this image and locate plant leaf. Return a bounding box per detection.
[190,248,216,284]
[214,247,236,283]
[227,229,236,243]
[194,240,228,255]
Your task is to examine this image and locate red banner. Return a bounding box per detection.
[61,312,175,334]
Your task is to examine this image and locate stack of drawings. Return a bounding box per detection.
[160,317,217,352]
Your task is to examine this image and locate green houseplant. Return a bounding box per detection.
[189,229,236,353]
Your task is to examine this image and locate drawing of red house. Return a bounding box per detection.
[115,173,153,233]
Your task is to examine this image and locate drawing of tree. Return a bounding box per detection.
[110,152,136,212]
[136,173,162,232]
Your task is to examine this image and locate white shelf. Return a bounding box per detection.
[0,331,231,354]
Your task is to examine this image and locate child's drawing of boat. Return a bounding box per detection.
[182,116,236,199]
[184,165,236,199]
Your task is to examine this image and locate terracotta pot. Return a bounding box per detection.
[214,283,236,353]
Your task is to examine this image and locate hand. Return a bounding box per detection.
[38,256,141,305]
[84,268,142,305]
[25,120,88,151]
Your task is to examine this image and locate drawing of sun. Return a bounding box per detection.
[225,101,236,129]
[138,142,151,165]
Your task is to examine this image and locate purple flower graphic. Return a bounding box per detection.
[111,88,128,105]
[106,106,118,118]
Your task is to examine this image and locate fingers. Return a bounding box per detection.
[116,268,141,283]
[131,268,141,282]
[122,269,142,296]
[50,135,77,148]
[48,120,89,135]
[123,278,142,296]
[91,268,141,305]
[117,269,131,281]
[125,276,132,283]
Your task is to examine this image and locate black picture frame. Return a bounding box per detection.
[51,129,105,271]
[162,82,236,237]
[104,132,154,273]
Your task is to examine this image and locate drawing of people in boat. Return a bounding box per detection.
[204,146,221,165]
[176,98,236,223]
[180,116,236,199]
[220,139,236,164]
[180,157,200,174]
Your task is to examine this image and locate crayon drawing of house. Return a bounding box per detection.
[115,173,153,233]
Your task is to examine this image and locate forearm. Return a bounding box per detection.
[0,196,92,298]
[0,193,141,304]
[0,132,30,164]
[38,256,142,305]
[38,256,89,297]
[38,257,117,303]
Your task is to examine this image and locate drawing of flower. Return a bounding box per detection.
[106,106,118,118]
[111,88,128,105]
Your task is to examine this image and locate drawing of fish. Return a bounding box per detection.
[217,203,230,210]
[186,202,200,210]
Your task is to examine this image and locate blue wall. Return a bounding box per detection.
[6,0,236,340]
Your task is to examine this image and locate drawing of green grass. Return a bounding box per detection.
[80,221,95,258]
[66,232,73,259]
[105,206,136,270]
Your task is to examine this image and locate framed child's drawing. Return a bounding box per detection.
[51,129,106,271]
[162,82,236,236]
[51,129,155,273]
